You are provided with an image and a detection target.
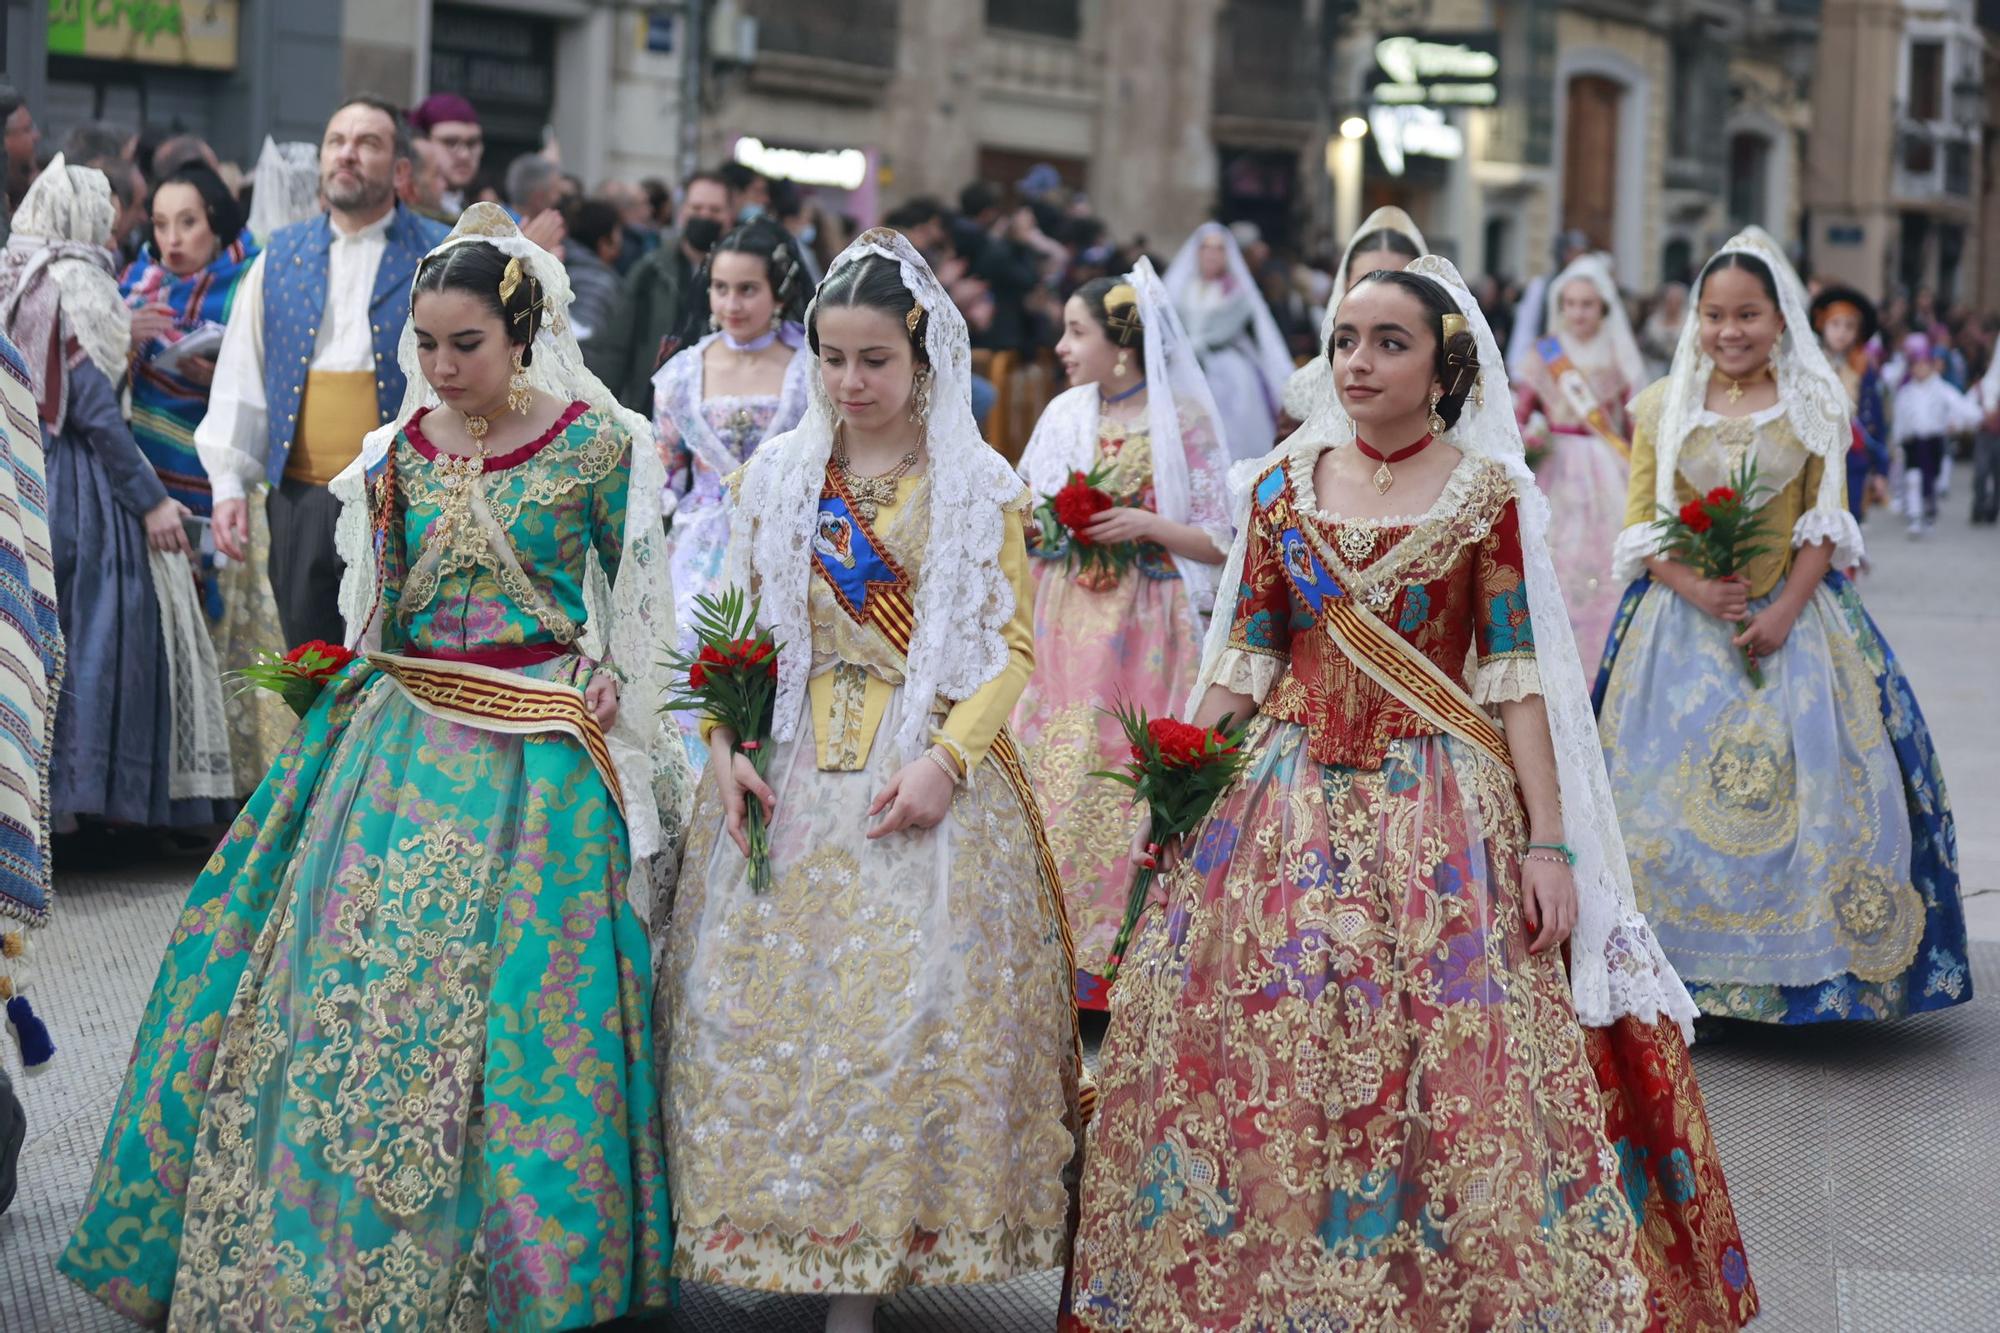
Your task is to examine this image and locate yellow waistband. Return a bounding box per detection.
[286,370,380,486]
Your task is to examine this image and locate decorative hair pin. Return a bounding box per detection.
[1103,282,1143,346]
[906,304,924,336]
[498,256,524,304]
[1439,312,1481,402]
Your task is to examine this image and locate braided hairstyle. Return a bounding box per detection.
[808,246,929,366]
[1349,270,1481,428]
[410,240,547,365]
[1074,275,1144,357]
[681,217,812,346]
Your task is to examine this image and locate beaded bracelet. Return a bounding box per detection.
[1525,841,1576,867]
[925,746,962,785]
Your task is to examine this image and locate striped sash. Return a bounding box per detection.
[368,652,625,813]
[1280,523,1513,772]
[1537,335,1632,459]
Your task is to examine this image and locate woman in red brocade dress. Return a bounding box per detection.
[1067,259,1755,1332]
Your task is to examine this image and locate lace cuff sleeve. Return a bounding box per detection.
[1610,522,1664,583]
[1793,505,1864,568]
[1213,646,1283,703]
[1473,655,1542,705]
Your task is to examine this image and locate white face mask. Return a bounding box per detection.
[797,223,817,246]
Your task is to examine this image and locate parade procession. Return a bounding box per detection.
[3,1,1999,1330]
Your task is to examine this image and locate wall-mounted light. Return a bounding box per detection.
[1340,116,1370,140]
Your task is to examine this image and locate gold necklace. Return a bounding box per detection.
[1719,361,1774,405]
[834,442,920,522]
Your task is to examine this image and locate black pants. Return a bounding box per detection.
[1973,432,2000,523]
[1904,435,1945,521]
[266,477,347,649]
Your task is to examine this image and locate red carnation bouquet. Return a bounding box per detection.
[234,639,357,718]
[1648,456,1777,686]
[1090,700,1251,987]
[662,587,783,891]
[1032,464,1138,583]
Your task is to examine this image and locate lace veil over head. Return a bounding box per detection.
[1540,253,1646,391]
[331,203,694,921]
[1189,254,1699,1037]
[1164,221,1297,395]
[1611,225,1862,580]
[1285,207,1430,428]
[247,138,323,239]
[723,228,1028,762]
[1017,257,1233,620]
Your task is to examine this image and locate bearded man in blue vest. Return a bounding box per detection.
[197,96,449,648]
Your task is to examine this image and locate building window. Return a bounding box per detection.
[985,0,1080,38]
[1728,133,1770,227]
[1910,40,1944,121]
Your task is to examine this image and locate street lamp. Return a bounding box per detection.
[1341,115,1370,140]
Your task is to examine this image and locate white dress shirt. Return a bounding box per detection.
[1891,374,1982,446]
[195,208,396,503]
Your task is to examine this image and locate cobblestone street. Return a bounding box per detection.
[4,497,1996,1332]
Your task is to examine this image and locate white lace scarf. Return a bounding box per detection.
[651,327,813,484]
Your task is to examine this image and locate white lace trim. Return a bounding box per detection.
[1213,646,1283,704]
[152,548,235,802]
[651,328,813,485]
[1610,522,1665,583]
[1793,505,1864,568]
[1472,655,1541,706]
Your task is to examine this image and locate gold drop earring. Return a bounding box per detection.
[1113,347,1130,380]
[506,346,533,415]
[909,366,933,424]
[1427,390,1447,436]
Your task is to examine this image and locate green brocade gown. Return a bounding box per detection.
[58,401,672,1330]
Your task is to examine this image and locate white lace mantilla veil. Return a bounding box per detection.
[246,137,322,239]
[331,203,694,925]
[1612,225,1863,580]
[1016,257,1233,623]
[1187,254,1699,1038]
[650,323,814,500]
[1284,207,1429,428]
[723,228,1029,763]
[1541,252,1647,392]
[1165,221,1297,395]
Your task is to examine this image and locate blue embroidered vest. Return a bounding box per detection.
[260,204,449,484]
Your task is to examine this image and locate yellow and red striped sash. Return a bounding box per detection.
[1538,335,1632,460]
[1318,597,1514,772]
[367,652,625,813]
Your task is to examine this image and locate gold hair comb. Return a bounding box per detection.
[1441,312,1467,340]
[906,304,924,335]
[1104,282,1142,345]
[498,256,524,304]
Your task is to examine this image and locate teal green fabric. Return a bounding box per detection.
[58,405,671,1330]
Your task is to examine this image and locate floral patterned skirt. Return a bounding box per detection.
[1069,718,1653,1332]
[58,657,672,1331]
[1014,560,1202,1009]
[1595,572,1970,1022]
[660,687,1079,1295]
[1534,425,1629,673]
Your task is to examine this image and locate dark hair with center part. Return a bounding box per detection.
[1696,250,1781,308]
[1347,229,1422,264]
[1073,276,1145,356]
[807,250,927,364]
[410,240,545,365]
[151,163,245,255]
[679,217,813,345]
[1346,270,1481,429]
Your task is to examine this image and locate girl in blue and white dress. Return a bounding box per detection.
[653,217,813,660]
[1596,227,1971,1025]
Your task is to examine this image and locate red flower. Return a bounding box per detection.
[1678,500,1713,534]
[1052,470,1114,544]
[1142,716,1220,769]
[282,640,354,678]
[1704,486,1737,506]
[689,638,778,691]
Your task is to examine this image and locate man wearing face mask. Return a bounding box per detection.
[584,168,734,412]
[194,96,450,649]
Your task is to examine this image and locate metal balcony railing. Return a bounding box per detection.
[1213,0,1317,124]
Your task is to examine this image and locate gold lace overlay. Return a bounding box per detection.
[171,820,506,1328]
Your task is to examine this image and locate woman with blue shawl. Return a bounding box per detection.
[121,162,292,792]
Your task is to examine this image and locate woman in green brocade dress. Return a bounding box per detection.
[58,205,692,1330]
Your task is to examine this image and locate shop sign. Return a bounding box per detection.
[1368,104,1464,178]
[1372,32,1499,107]
[733,136,868,191]
[48,0,239,70]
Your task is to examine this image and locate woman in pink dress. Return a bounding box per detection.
[1513,253,1642,671]
[1012,260,1231,1008]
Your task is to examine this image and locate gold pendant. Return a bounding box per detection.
[1372,459,1394,494]
[1724,377,1745,405]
